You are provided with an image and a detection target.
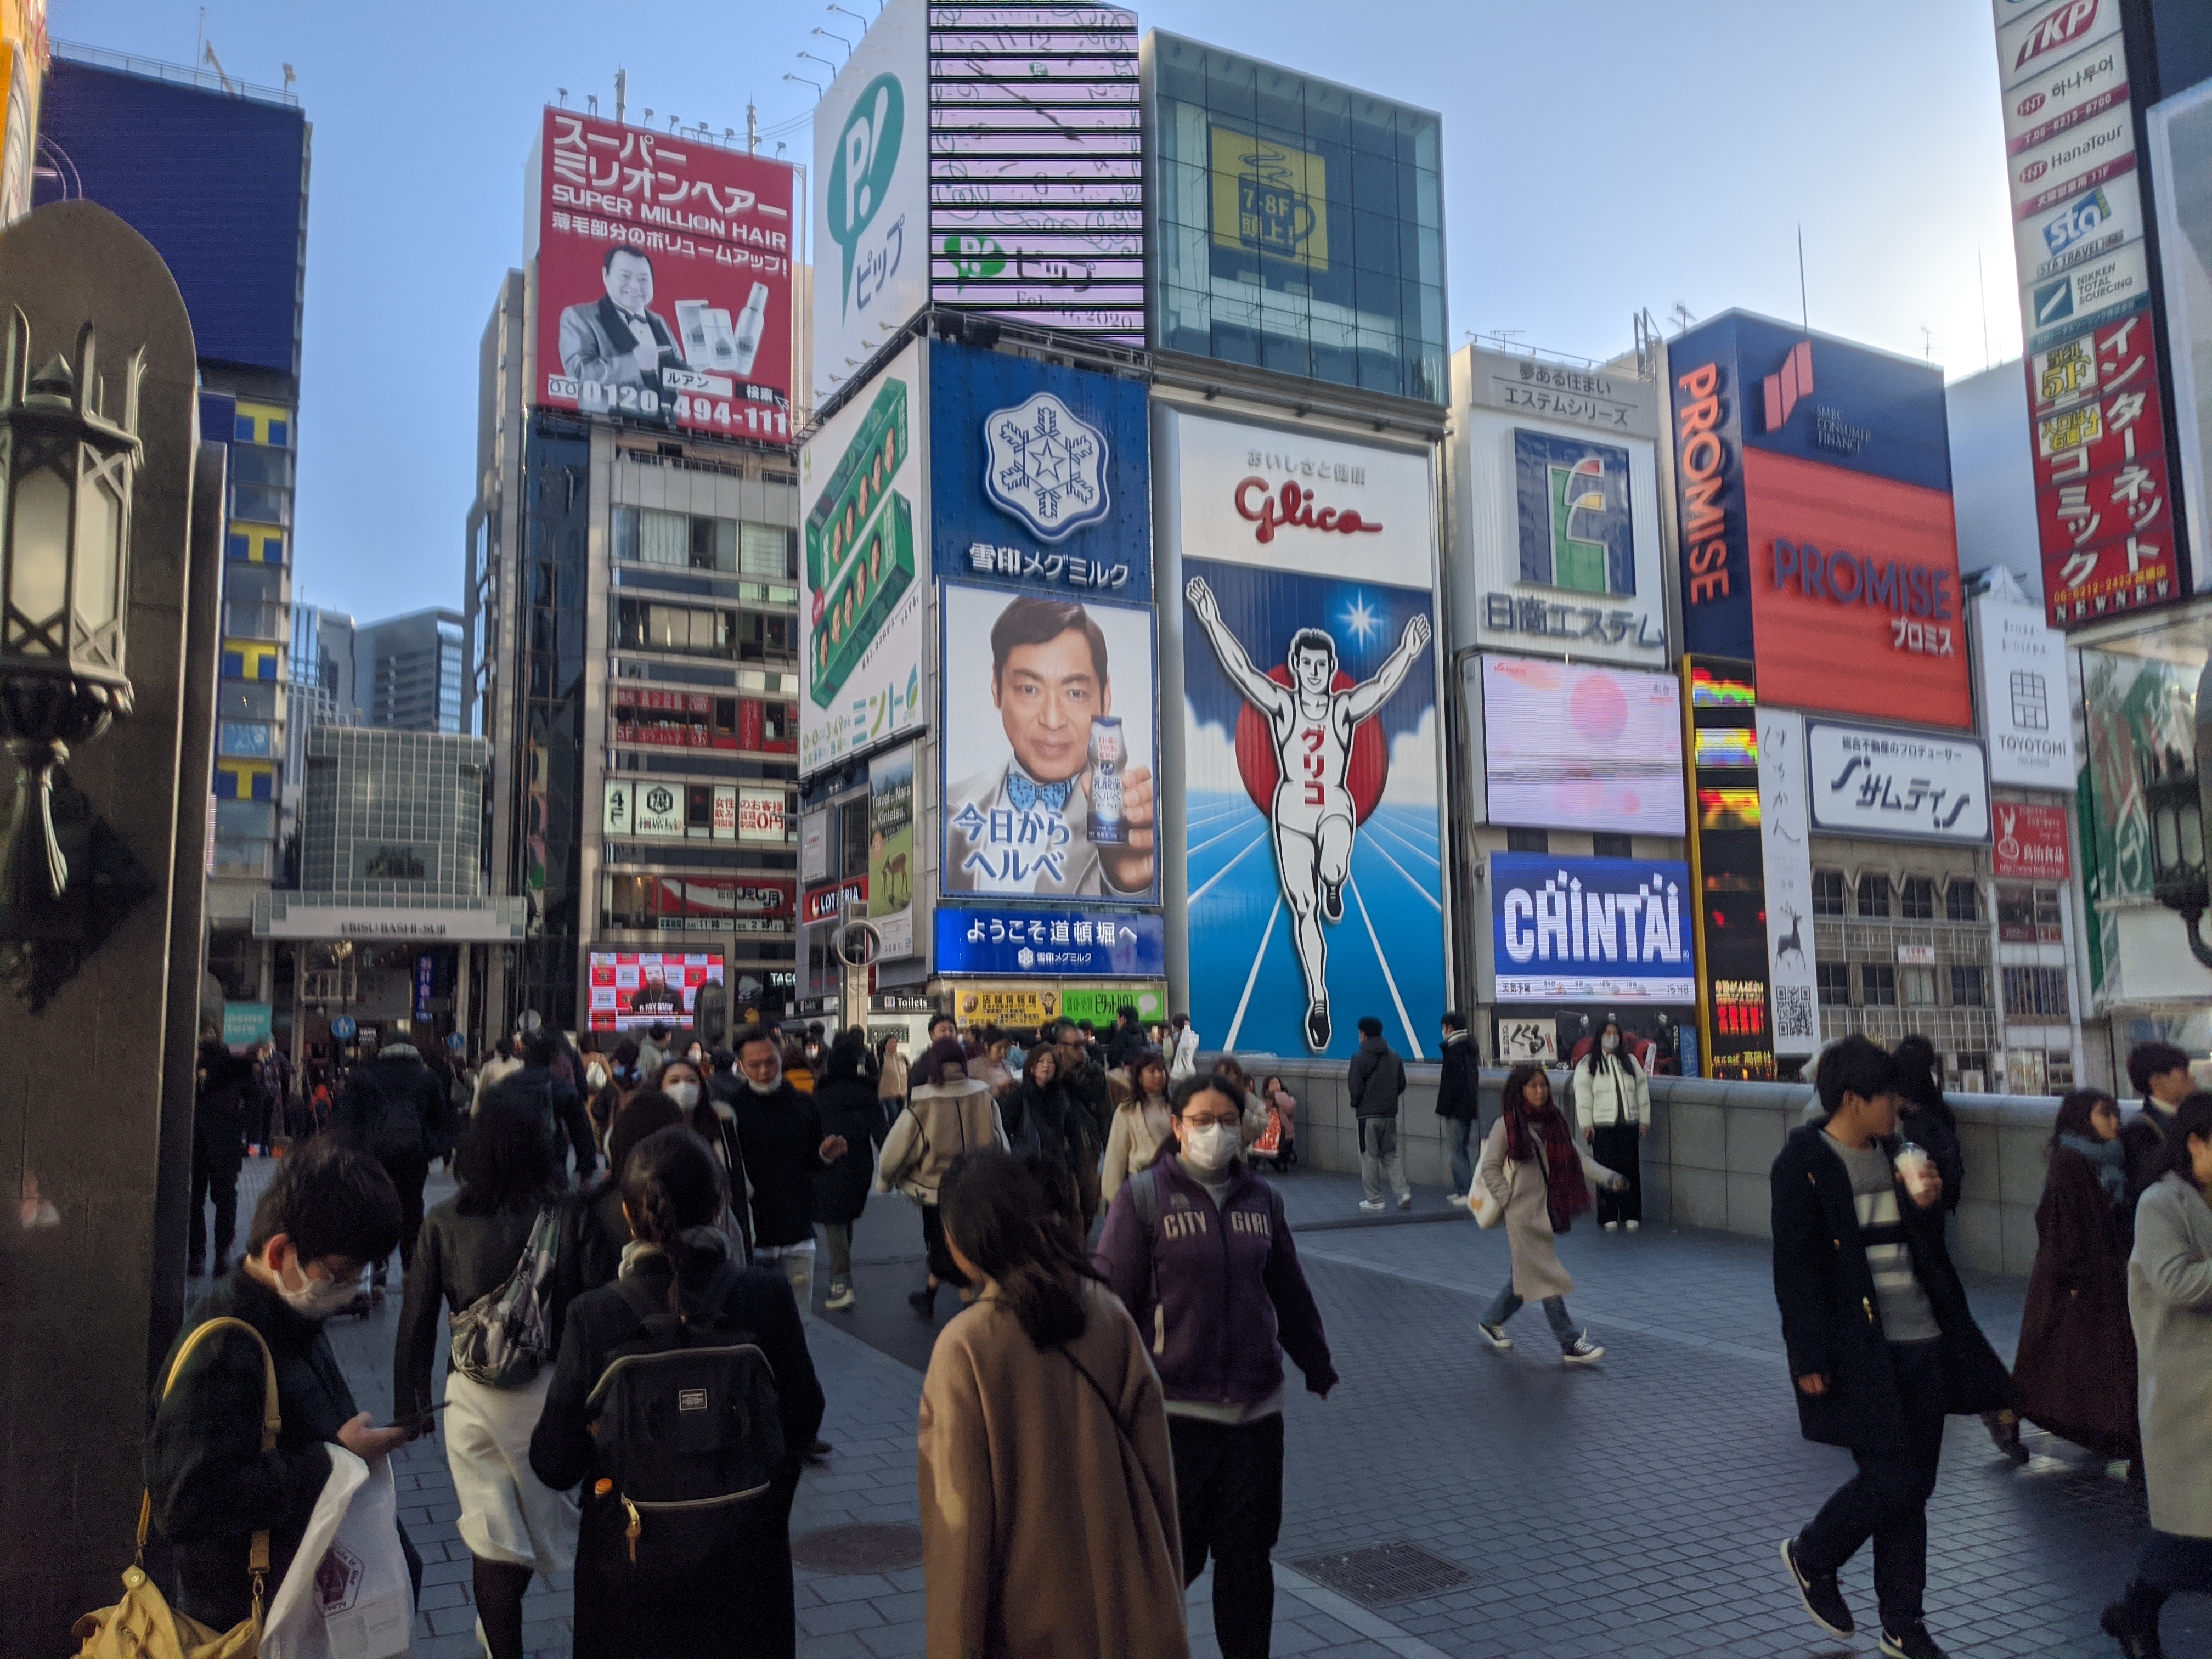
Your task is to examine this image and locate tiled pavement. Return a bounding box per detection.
[215,1155,2208,1657]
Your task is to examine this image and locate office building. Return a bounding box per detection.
[353,607,466,733]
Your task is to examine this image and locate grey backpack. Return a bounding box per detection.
[448,1205,562,1388]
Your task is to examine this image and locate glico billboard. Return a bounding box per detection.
[1668,313,1971,729]
[531,109,797,442]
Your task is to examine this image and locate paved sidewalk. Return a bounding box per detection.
[205,1155,2207,1658]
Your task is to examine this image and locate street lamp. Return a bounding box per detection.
[0,309,140,906]
[2146,659,2212,969]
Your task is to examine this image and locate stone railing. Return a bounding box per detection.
[1216,1053,2070,1276]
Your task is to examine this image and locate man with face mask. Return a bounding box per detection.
[1097,1075,1337,1659]
[729,1028,849,1340]
[146,1139,420,1632]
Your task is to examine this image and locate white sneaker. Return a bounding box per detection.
[825,1282,855,1312]
[1358,1199,1386,1213]
[1602,1221,1619,1231]
[1625,1220,1640,1232]
[1397,1192,1414,1211]
[1562,1335,1606,1366]
[1447,1193,1466,1204]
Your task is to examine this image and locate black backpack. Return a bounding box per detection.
[586,1260,785,1570]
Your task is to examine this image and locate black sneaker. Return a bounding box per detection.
[2101,1590,2166,1658]
[1780,1537,1853,1638]
[1879,1621,1948,1659]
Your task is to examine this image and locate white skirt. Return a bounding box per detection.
[442,1367,579,1575]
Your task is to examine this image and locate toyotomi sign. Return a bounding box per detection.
[1973,592,2078,788]
[1489,853,1695,1005]
[1805,721,1990,843]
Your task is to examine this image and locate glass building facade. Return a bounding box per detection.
[1146,32,1447,404]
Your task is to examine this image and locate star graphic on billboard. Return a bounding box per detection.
[1340,593,1384,647]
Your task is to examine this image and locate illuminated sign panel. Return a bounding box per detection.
[1681,658,1774,1081]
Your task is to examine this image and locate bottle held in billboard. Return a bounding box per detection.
[1088,716,1127,845]
[732,283,769,377]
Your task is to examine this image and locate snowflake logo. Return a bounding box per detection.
[981,391,1111,544]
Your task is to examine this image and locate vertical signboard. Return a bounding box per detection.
[1168,409,1445,1058]
[798,337,928,773]
[928,5,1143,341]
[812,0,931,404]
[1755,707,1820,1062]
[1973,589,2079,787]
[1683,658,1774,1079]
[2149,83,2212,601]
[532,109,795,441]
[1994,0,2187,625]
[867,743,916,958]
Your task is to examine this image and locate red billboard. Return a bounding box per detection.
[1991,802,2071,880]
[1738,448,1974,729]
[535,108,795,441]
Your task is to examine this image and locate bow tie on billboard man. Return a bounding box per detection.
[943,591,1155,898]
[1183,575,1430,1052]
[558,245,683,425]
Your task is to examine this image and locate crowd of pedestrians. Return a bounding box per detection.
[144,1007,2212,1658]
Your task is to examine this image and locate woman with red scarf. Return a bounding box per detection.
[1475,1062,1626,1364]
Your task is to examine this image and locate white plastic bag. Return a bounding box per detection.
[262,1446,415,1659]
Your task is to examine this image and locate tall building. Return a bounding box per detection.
[35,43,310,1030]
[353,607,466,733]
[470,110,803,1046]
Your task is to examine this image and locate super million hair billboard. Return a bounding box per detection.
[1158,405,1448,1060]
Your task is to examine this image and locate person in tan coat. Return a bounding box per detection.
[1101,1049,1176,1203]
[918,1148,1188,1659]
[877,1037,1007,1318]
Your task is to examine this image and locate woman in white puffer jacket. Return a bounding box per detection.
[1572,1016,1650,1231]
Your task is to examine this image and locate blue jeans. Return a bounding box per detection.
[1483,1283,1579,1347]
[1445,1117,1477,1193]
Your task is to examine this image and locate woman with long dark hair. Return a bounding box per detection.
[530,1126,824,1659]
[1573,1015,1650,1231]
[2013,1089,2140,1468]
[1003,1041,1102,1234]
[1475,1062,1623,1364]
[1891,1034,1965,1211]
[918,1149,1186,1658]
[563,1089,688,1299]
[2102,1094,2212,1657]
[395,1089,578,1659]
[1102,1048,1177,1203]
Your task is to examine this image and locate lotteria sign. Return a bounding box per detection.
[1489,852,1695,1005]
[1669,312,1971,729]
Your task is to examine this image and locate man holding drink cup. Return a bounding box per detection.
[1771,1035,2018,1659]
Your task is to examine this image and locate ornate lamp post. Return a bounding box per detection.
[2145,660,2212,970]
[0,308,154,1005]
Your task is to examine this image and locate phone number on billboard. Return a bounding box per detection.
[545,376,791,440]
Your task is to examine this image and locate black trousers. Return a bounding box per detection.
[919,1204,969,1288]
[369,1158,429,1289]
[187,1144,239,1266]
[1797,1340,1947,1627]
[1593,1124,1642,1224]
[1170,1413,1286,1659]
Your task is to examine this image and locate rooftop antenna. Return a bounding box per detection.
[282,64,295,96]
[614,67,626,125]
[747,101,758,151]
[202,41,237,96]
[1669,301,1696,333]
[1921,325,1934,363]
[1797,223,1809,336]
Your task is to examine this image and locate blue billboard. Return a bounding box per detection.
[935,905,1165,978]
[1489,853,1695,1005]
[929,341,1152,599]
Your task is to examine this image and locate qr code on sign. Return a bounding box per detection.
[1774,985,1815,1042]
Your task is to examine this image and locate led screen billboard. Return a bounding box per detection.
[534,109,795,441]
[1683,658,1775,1080]
[587,951,725,1032]
[1477,656,1684,834]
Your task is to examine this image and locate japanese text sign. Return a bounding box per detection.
[934,905,1165,978]
[1805,720,1989,844]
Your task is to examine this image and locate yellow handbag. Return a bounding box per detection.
[71,1316,282,1659]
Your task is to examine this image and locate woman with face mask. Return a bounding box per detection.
[1096,1078,1339,1659]
[1573,1017,1651,1232]
[1102,1049,1177,1204]
[665,1057,754,1262]
[1477,1063,1626,1365]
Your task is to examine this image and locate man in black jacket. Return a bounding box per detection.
[500,1030,600,1182]
[1347,1015,1409,1212]
[1105,1003,1147,1071]
[730,1027,849,1335]
[1436,1011,1481,1203]
[2122,1039,2193,1203]
[148,1139,417,1630]
[328,1036,456,1303]
[190,1024,260,1276]
[1774,1035,2016,1659]
[1051,1018,1115,1147]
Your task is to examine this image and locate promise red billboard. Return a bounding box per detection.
[534,108,795,441]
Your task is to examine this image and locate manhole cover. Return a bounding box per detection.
[792,1522,924,1575]
[1290,1541,1470,1606]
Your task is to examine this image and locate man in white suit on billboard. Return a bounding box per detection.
[1184,575,1430,1052]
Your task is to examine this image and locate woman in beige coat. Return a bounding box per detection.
[877,1037,1006,1318]
[1101,1049,1176,1202]
[1475,1062,1623,1365]
[919,1148,1188,1659]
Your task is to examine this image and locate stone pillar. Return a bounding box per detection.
[0,201,219,1650]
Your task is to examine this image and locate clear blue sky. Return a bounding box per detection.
[49,0,2021,621]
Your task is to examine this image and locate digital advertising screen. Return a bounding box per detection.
[1479,656,1684,834]
[587,951,725,1032]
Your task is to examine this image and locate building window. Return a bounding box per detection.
[737,611,794,659]
[1945,881,1979,923]
[1816,961,1851,1005]
[1857,873,1891,918]
[613,598,739,658]
[1997,883,2066,944]
[2003,966,2070,1020]
[1591,832,1633,858]
[1861,964,1897,1006]
[1506,827,1548,853]
[1949,965,1987,1007]
[1900,877,1935,920]
[1812,870,1846,917]
[1955,1051,1989,1092]
[614,505,793,578]
[2046,1051,2075,1090]
[1899,965,1937,1006]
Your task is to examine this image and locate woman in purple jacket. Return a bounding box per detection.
[1096,1074,1338,1659]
